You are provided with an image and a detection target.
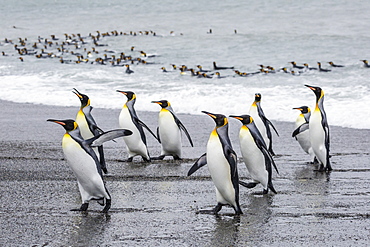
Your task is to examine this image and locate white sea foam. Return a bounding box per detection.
[0,0,369,129]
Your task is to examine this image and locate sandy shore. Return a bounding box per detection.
[1,99,370,246]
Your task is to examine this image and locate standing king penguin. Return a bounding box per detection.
[72,88,108,173]
[292,106,316,163]
[249,93,279,156]
[151,100,193,160]
[230,114,278,194]
[188,111,242,215]
[117,90,159,162]
[47,119,132,212]
[305,85,332,171]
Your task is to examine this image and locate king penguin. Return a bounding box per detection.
[305,85,332,171]
[47,119,132,212]
[187,111,242,215]
[73,88,108,173]
[117,90,159,162]
[249,93,279,156]
[292,106,316,163]
[230,114,278,194]
[151,100,193,160]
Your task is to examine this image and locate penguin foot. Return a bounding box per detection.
[71,203,89,211]
[239,181,258,188]
[142,157,151,162]
[173,155,182,160]
[151,155,165,160]
[126,157,133,162]
[213,203,223,214]
[233,206,243,215]
[102,199,111,213]
[263,189,268,194]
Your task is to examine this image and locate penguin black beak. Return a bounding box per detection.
[292,107,303,111]
[116,90,127,95]
[47,119,65,125]
[151,101,161,105]
[229,115,243,121]
[201,111,216,119]
[72,88,83,98]
[304,84,316,91]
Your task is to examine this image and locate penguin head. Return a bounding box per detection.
[72,88,90,108]
[305,85,324,101]
[254,93,261,102]
[151,100,170,108]
[292,106,310,114]
[229,115,253,125]
[47,119,78,132]
[202,111,228,127]
[117,90,136,101]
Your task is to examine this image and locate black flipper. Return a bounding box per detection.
[170,112,194,147]
[265,118,279,136]
[136,118,160,142]
[88,129,133,147]
[156,127,161,143]
[187,153,207,176]
[98,145,108,174]
[292,123,309,138]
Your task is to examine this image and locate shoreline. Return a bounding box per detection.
[1,99,370,246]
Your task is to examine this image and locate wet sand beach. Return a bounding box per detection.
[0,99,370,246]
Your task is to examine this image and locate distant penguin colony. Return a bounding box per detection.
[6,28,338,214]
[2,29,368,81]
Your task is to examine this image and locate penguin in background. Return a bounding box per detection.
[151,100,193,160]
[47,119,132,212]
[249,93,279,156]
[188,111,242,215]
[72,88,108,174]
[305,85,332,172]
[292,106,316,163]
[117,90,159,162]
[230,114,278,194]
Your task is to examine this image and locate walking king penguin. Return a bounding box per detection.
[292,106,316,163]
[305,85,332,171]
[47,119,132,212]
[73,88,108,173]
[117,90,159,162]
[249,93,279,156]
[187,111,242,215]
[230,114,278,194]
[151,100,193,160]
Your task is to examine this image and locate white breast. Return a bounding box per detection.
[309,109,327,165]
[238,127,268,188]
[62,134,108,201]
[206,131,236,206]
[118,106,148,158]
[75,110,94,140]
[158,110,181,156]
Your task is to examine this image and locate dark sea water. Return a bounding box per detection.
[1,0,370,129]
